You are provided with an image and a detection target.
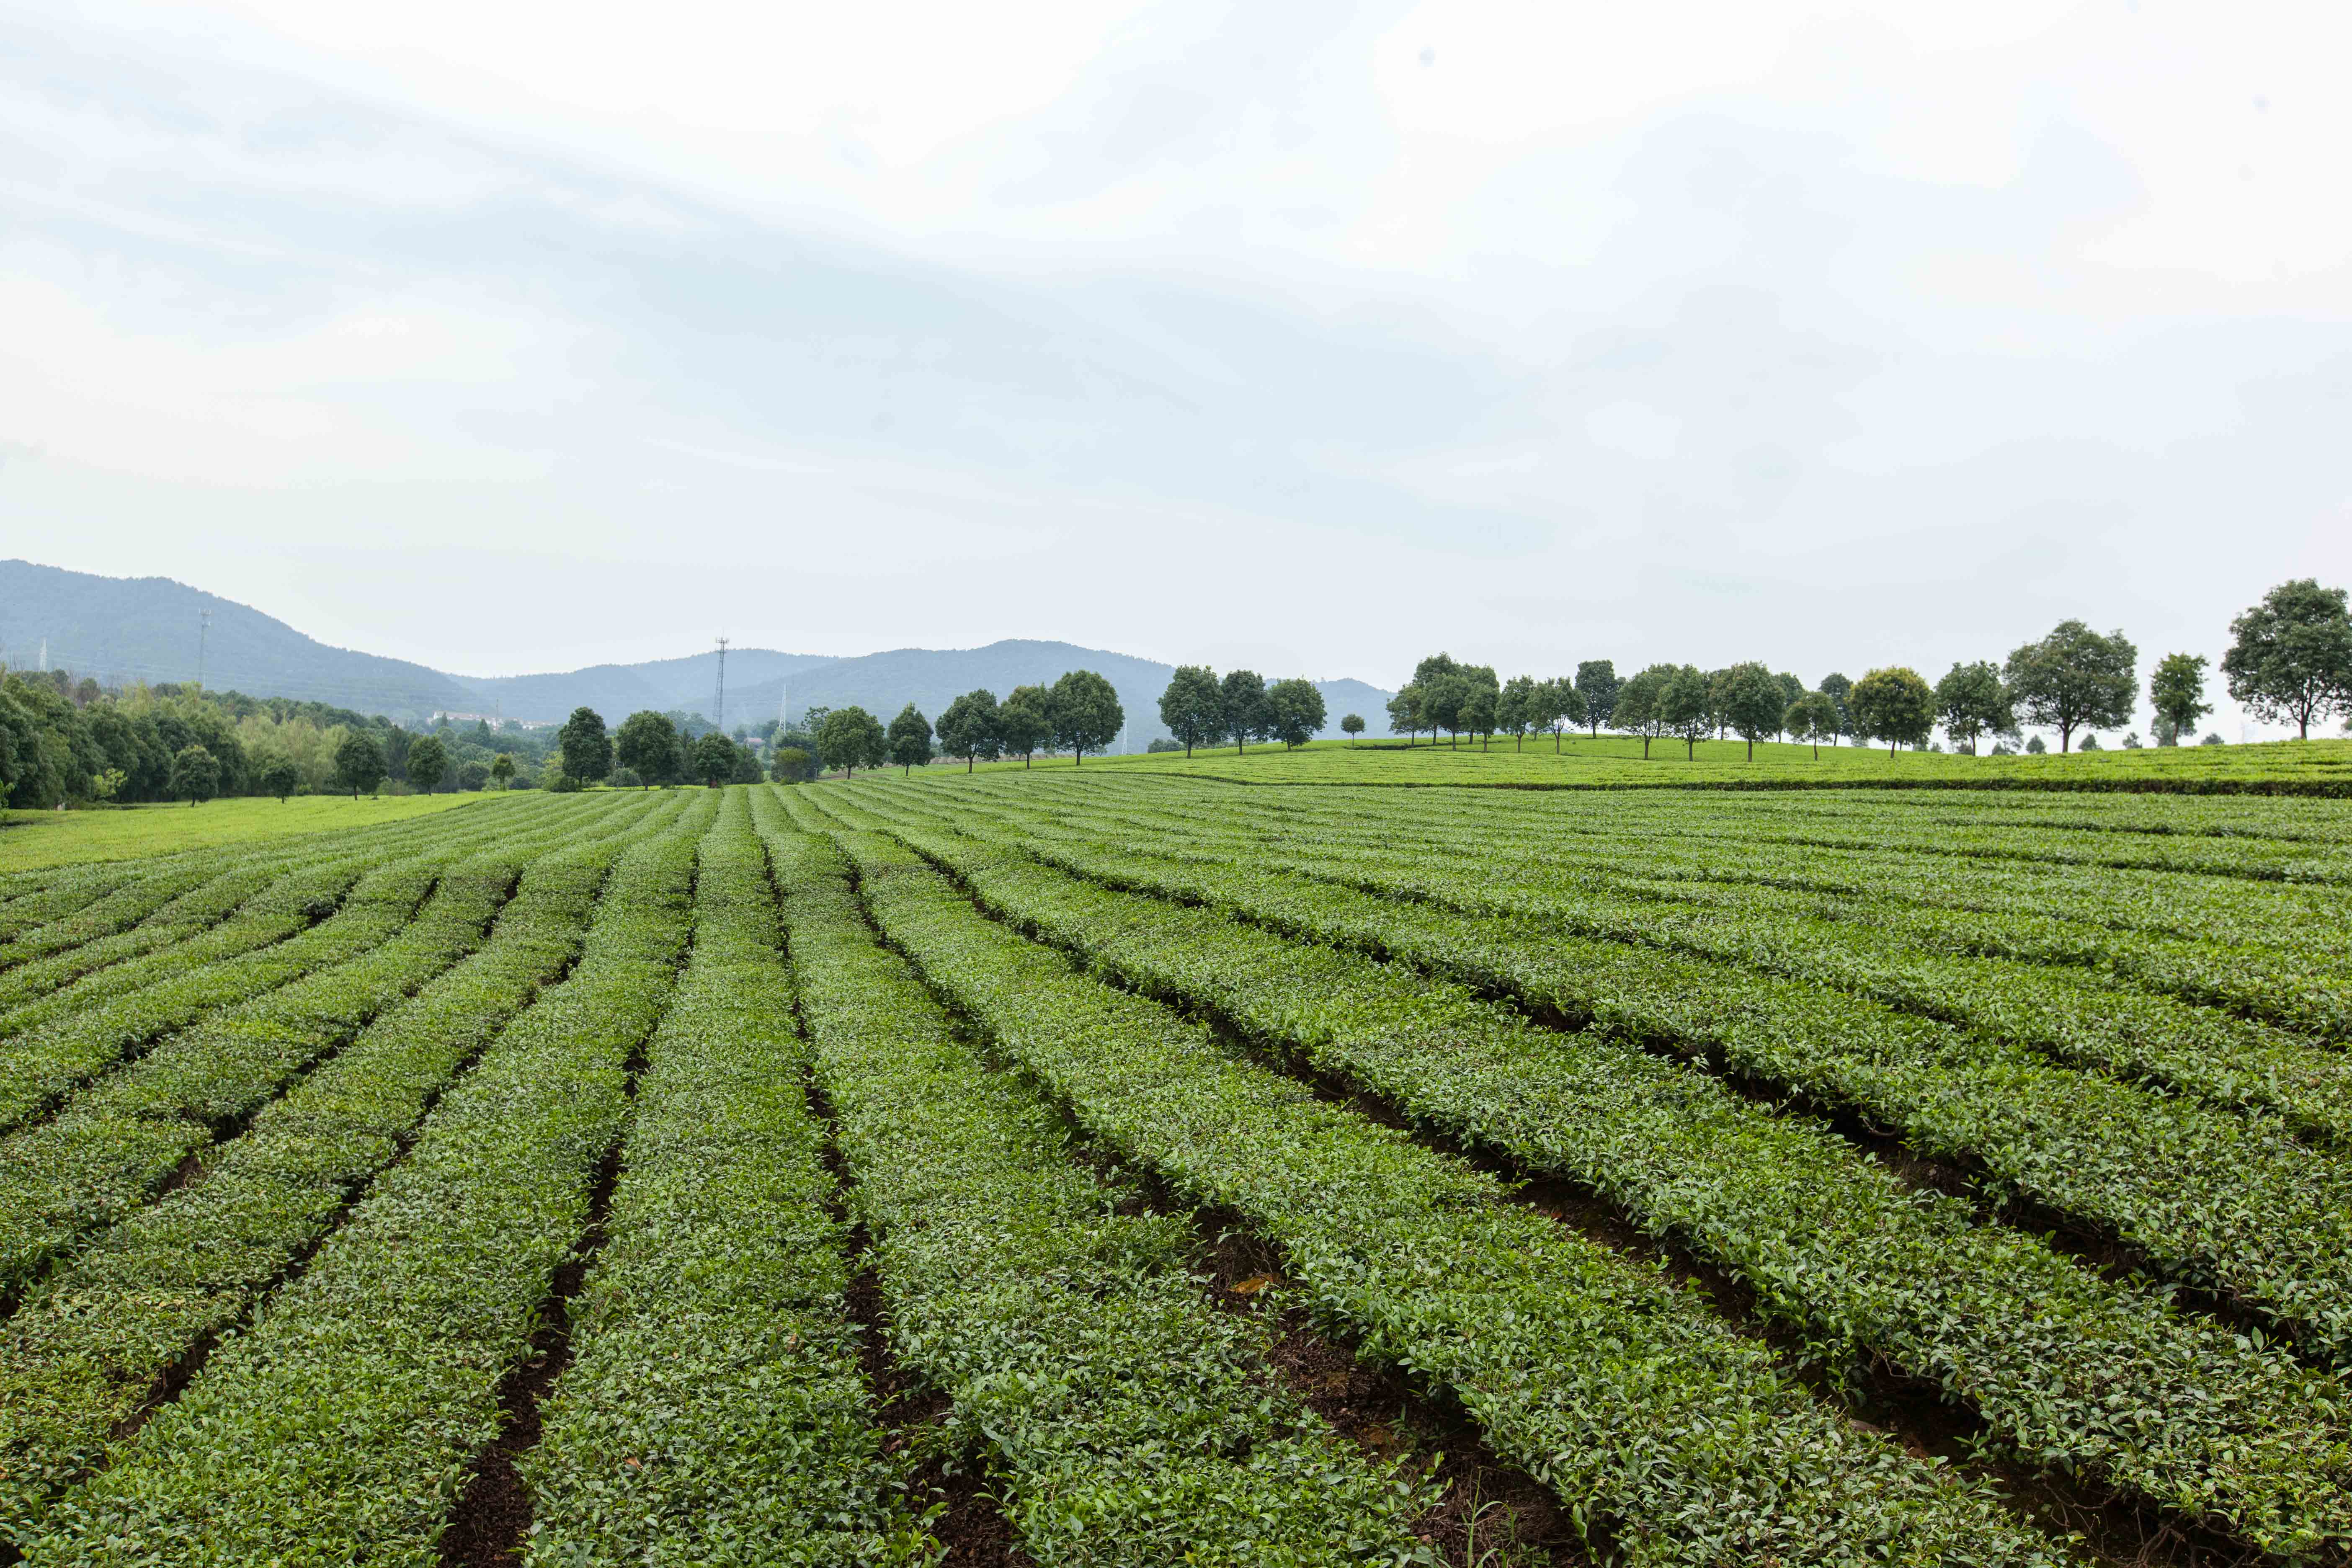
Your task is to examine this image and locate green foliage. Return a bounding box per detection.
[2006,621,2138,752]
[936,689,1001,770]
[615,709,683,786]
[2149,652,2213,744]
[1217,668,1268,753]
[490,753,516,788]
[557,706,614,784]
[1656,665,1713,758]
[1850,666,1937,755]
[1713,662,1786,759]
[1263,677,1326,749]
[1611,664,1673,758]
[257,755,302,800]
[2224,579,2352,740]
[404,733,448,795]
[995,685,1052,767]
[694,729,743,785]
[815,707,887,777]
[886,703,934,775]
[1783,690,1841,756]
[1339,712,1365,740]
[1574,659,1618,735]
[770,745,817,784]
[1158,664,1224,755]
[1934,660,2013,752]
[332,730,386,797]
[1049,669,1122,763]
[168,744,222,805]
[1818,671,1854,738]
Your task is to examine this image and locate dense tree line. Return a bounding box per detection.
[0,675,558,809]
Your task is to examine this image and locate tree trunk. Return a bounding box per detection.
[1746,738,1753,761]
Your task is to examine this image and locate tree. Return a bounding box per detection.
[1536,678,1583,751]
[1498,676,1537,750]
[1264,678,1326,749]
[1409,653,1470,746]
[456,761,489,792]
[1340,713,1365,744]
[557,707,613,784]
[1850,666,1937,756]
[1715,662,1785,761]
[1657,666,1713,759]
[490,753,516,789]
[1219,669,1269,754]
[1458,673,1499,750]
[887,704,935,775]
[1818,673,1854,743]
[2223,579,2352,740]
[1934,661,2013,754]
[2148,652,2212,745]
[1772,672,1805,739]
[771,746,816,783]
[1613,665,1671,758]
[1050,670,1123,764]
[814,707,886,778]
[692,730,740,786]
[936,689,1001,771]
[2005,621,2137,753]
[1574,660,1619,738]
[405,734,448,794]
[170,743,221,805]
[1158,665,1224,757]
[260,755,301,801]
[996,686,1052,768]
[332,731,386,798]
[1385,685,1424,745]
[1785,691,1841,758]
[615,710,682,787]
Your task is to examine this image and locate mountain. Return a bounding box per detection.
[0,559,472,716]
[0,561,1395,741]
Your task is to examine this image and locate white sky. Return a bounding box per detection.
[4,0,2348,736]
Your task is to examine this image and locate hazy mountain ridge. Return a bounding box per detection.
[2,561,1394,740]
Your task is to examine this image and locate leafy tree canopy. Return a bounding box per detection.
[2004,621,2136,753]
[1264,678,1327,749]
[887,703,935,774]
[936,689,1002,771]
[556,706,614,783]
[1050,669,1123,763]
[2148,652,2213,745]
[995,686,1052,767]
[1851,666,1938,756]
[1158,665,1224,756]
[2223,578,2352,740]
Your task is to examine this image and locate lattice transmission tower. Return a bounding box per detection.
[712,637,730,735]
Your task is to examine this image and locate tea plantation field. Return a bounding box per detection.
[1,766,2348,1566]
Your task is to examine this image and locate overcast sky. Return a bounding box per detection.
[4,2,2347,734]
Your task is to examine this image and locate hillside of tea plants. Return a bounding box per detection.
[2,757,2349,1566]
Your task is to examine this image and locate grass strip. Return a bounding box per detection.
[0,793,682,1543]
[23,791,715,1567]
[787,791,2074,1567]
[520,790,929,1565]
[754,793,1432,1567]
[848,787,2352,1557]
